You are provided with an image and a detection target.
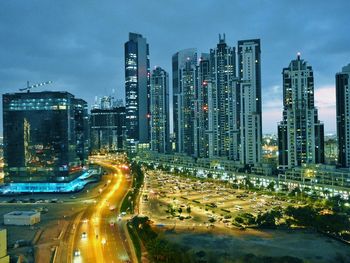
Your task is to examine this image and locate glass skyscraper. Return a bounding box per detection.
[124,32,150,153]
[2,91,88,182]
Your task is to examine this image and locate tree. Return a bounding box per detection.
[267,181,275,192]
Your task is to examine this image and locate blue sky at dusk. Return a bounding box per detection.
[1,0,349,134]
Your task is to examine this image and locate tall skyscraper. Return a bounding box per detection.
[210,34,238,160]
[195,53,212,158]
[336,63,350,167]
[150,67,170,153]
[2,91,88,182]
[124,32,150,152]
[238,39,262,165]
[172,48,197,154]
[278,54,324,170]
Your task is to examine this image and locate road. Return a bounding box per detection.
[66,160,133,263]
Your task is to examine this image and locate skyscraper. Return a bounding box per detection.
[238,39,262,165]
[278,54,324,170]
[2,91,88,182]
[172,48,197,154]
[336,63,350,167]
[124,33,150,152]
[210,34,238,160]
[150,67,170,153]
[195,53,212,158]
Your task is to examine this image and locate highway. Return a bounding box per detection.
[68,160,133,263]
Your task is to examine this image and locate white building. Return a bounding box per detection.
[238,39,262,166]
[4,211,40,226]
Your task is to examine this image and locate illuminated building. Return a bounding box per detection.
[336,64,350,167]
[150,67,170,153]
[124,32,150,153]
[210,34,239,160]
[278,54,324,170]
[90,106,126,153]
[195,53,212,158]
[238,39,262,165]
[172,48,197,154]
[2,91,88,182]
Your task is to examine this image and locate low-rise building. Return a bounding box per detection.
[4,211,40,226]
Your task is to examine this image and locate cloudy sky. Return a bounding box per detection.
[1,0,349,134]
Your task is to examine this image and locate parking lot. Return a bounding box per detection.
[140,169,292,229]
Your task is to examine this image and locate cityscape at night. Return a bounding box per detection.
[0,1,350,263]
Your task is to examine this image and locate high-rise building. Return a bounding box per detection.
[150,67,170,153]
[238,39,262,165]
[2,91,88,182]
[210,34,238,160]
[124,32,150,152]
[172,48,197,154]
[90,106,126,153]
[195,53,212,158]
[278,54,324,170]
[336,64,350,167]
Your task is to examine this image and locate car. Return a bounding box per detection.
[81,232,87,239]
[74,249,80,257]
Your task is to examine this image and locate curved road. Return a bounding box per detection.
[69,161,134,263]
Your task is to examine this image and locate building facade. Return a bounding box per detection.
[210,35,239,160]
[278,54,324,170]
[90,107,126,153]
[2,91,88,182]
[172,48,197,154]
[336,64,350,167]
[150,67,170,153]
[238,39,262,166]
[195,53,212,158]
[124,32,150,152]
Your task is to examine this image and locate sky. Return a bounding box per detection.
[0,0,349,134]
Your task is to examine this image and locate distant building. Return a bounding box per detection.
[90,106,126,153]
[172,48,197,154]
[4,211,40,226]
[124,33,150,153]
[238,39,262,165]
[150,67,170,153]
[336,64,350,167]
[2,91,89,182]
[0,229,9,263]
[278,54,324,170]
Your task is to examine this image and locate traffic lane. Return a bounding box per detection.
[73,167,129,263]
[72,172,115,263]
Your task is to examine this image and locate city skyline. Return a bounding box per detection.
[1,1,350,134]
